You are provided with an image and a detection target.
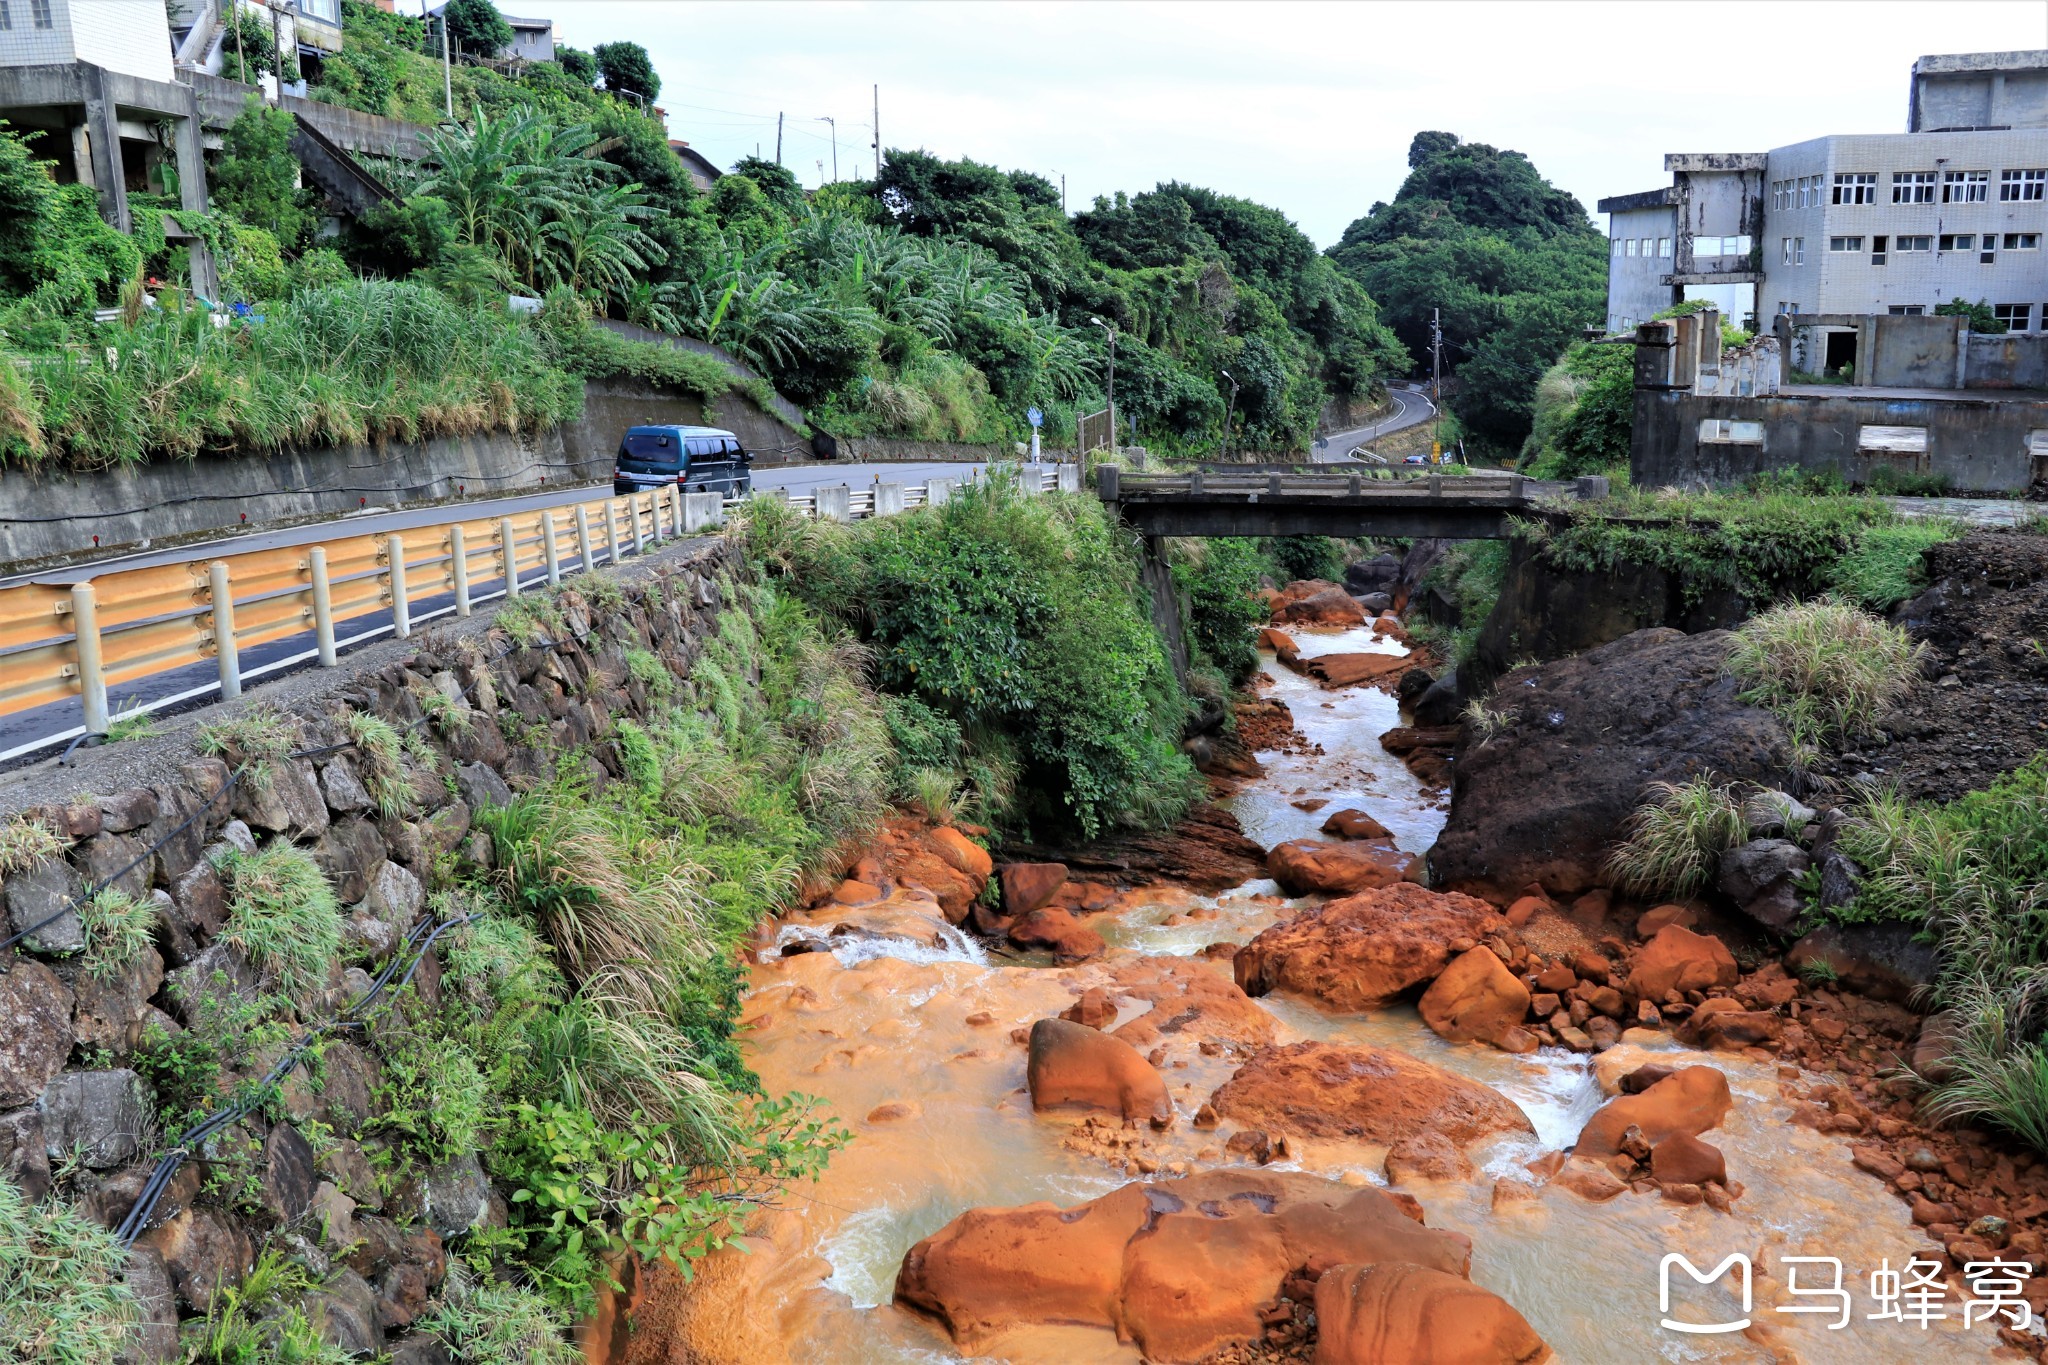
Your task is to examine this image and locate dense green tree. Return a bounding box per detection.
[593,41,660,103]
[211,97,313,249]
[441,0,513,57]
[555,44,597,85]
[0,123,52,296]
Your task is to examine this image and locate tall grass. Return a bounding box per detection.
[0,1179,136,1365]
[220,844,343,996]
[1606,776,1747,899]
[1724,597,1921,753]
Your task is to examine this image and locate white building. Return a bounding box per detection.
[1599,51,2048,335]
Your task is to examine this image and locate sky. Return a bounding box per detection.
[495,0,2048,247]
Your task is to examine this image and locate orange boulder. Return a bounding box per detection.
[1267,839,1418,896]
[999,861,1067,916]
[1321,808,1392,841]
[1650,1133,1727,1186]
[1418,947,1530,1048]
[927,825,993,884]
[1576,1065,1731,1157]
[1026,1018,1169,1123]
[1236,883,1508,1012]
[1627,924,1738,1000]
[1274,581,1367,626]
[1314,1262,1553,1365]
[1257,627,1301,663]
[1208,1042,1534,1150]
[1008,907,1104,962]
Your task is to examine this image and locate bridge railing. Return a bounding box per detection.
[1100,466,1592,503]
[0,463,1078,762]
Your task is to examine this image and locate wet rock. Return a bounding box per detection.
[1314,1261,1552,1365]
[1027,1018,1169,1123]
[1411,669,1463,727]
[1235,883,1507,1012]
[1678,999,1782,1051]
[1651,1134,1727,1187]
[1717,839,1810,931]
[1384,1130,1475,1185]
[1321,808,1392,840]
[1553,1158,1629,1202]
[1100,956,1278,1053]
[1578,1066,1731,1157]
[5,854,84,954]
[1784,923,1938,1005]
[927,826,993,883]
[894,1169,1472,1361]
[1627,925,1738,1000]
[39,1068,149,1169]
[1060,987,1119,1030]
[1266,838,1418,896]
[1273,580,1367,626]
[1208,1041,1533,1150]
[999,862,1068,917]
[143,1206,254,1313]
[1257,626,1300,662]
[1431,629,1795,900]
[1006,907,1104,962]
[0,957,74,1108]
[1296,652,1413,689]
[1418,947,1530,1048]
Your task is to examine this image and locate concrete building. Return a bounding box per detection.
[425,3,552,63]
[1599,51,2048,337]
[670,139,721,193]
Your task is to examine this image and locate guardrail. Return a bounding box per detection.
[0,464,1078,763]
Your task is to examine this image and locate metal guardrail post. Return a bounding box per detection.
[388,534,411,640]
[208,561,241,700]
[633,495,647,556]
[309,547,337,665]
[69,583,108,735]
[541,512,561,585]
[575,505,594,572]
[499,518,520,597]
[449,527,471,617]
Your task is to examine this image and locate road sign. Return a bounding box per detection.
[1026,406,1043,429]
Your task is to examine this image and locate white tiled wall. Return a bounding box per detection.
[0,0,173,80]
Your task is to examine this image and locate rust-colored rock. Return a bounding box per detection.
[1314,1262,1552,1365]
[927,826,993,884]
[1651,1134,1727,1187]
[1061,986,1119,1030]
[1209,1042,1533,1150]
[1102,956,1277,1052]
[1008,907,1104,962]
[1418,948,1530,1048]
[1626,925,1738,1001]
[1236,884,1508,1012]
[1384,1131,1474,1185]
[1257,627,1300,662]
[599,1210,822,1365]
[893,1169,1473,1362]
[1321,808,1392,841]
[1274,581,1367,626]
[1577,1066,1731,1157]
[1297,652,1411,689]
[1027,1018,1169,1123]
[1678,998,1783,1052]
[1267,839,1418,896]
[999,862,1068,916]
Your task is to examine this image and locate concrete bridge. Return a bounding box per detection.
[1098,466,1608,539]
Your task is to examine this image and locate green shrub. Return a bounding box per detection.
[1823,519,1959,609]
[1724,597,1920,751]
[1169,537,1267,684]
[415,1264,579,1365]
[220,844,343,997]
[1606,777,1746,898]
[0,1178,137,1365]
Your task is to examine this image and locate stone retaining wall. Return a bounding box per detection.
[0,536,742,1362]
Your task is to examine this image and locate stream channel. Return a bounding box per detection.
[733,628,2008,1363]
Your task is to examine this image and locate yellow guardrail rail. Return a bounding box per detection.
[0,464,1076,761]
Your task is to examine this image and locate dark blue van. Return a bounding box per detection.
[613,425,753,496]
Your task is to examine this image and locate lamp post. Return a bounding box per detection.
[1091,316,1118,455]
[1219,368,1239,461]
[819,115,838,181]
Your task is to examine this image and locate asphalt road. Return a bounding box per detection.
[1312,383,1437,464]
[0,460,993,590]
[0,460,1008,765]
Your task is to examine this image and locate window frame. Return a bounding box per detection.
[2001,170,2047,203]
[1828,235,1864,253]
[1944,170,1991,204]
[1893,172,1937,204]
[1994,304,2034,331]
[2005,233,2041,251]
[1832,173,1877,205]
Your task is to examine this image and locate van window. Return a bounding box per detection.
[723,438,741,455]
[622,432,676,459]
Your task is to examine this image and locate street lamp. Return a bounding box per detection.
[1218,368,1239,462]
[818,116,838,181]
[1091,316,1118,455]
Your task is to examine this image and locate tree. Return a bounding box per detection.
[0,123,53,296]
[220,9,286,83]
[212,96,312,249]
[555,45,597,85]
[593,41,660,103]
[441,0,513,58]
[1935,297,2004,334]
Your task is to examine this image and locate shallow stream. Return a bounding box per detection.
[733,628,2013,1363]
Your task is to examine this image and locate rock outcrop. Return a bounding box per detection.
[1235,884,1508,1012]
[1208,1042,1534,1149]
[1314,1262,1553,1365]
[1272,581,1367,627]
[893,1169,1476,1362]
[1266,839,1419,896]
[1418,947,1531,1049]
[1576,1065,1731,1157]
[1429,629,1796,901]
[1026,1018,1170,1123]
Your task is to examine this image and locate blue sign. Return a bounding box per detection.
[1026,406,1043,429]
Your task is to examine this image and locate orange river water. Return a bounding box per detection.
[727,628,2023,1364]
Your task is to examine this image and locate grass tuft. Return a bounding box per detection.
[343,711,413,819]
[1725,597,1921,752]
[0,814,67,875]
[78,889,157,980]
[0,1178,137,1365]
[1606,776,1747,899]
[197,707,298,781]
[220,844,343,997]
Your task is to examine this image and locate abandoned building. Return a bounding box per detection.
[1629,307,2048,494]
[1599,50,2048,335]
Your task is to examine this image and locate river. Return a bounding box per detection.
[718,627,2012,1363]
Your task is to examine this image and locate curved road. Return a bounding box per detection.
[1312,382,1437,464]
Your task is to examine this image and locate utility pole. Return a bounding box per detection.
[775,112,783,165]
[1429,307,1443,466]
[871,85,881,178]
[1219,369,1239,461]
[437,5,452,119]
[268,0,287,100]
[820,115,837,180]
[1061,173,1066,213]
[1091,317,1118,454]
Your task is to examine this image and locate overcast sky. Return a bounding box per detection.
[495,1,2046,247]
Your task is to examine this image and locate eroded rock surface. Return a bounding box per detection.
[1209,1042,1534,1149]
[1235,884,1507,1011]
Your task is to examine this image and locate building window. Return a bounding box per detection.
[1859,425,1929,454]
[1833,173,1877,205]
[1657,237,1671,258]
[1896,235,1932,253]
[1611,237,1623,257]
[1804,175,1823,208]
[1939,233,1976,252]
[1996,304,2033,331]
[1872,234,1888,264]
[1893,172,1937,204]
[1699,419,1764,444]
[1944,170,1990,203]
[2005,233,2042,250]
[1829,236,1864,252]
[29,0,49,26]
[0,2,12,29]
[1625,238,1638,257]
[1888,305,1927,316]
[2001,170,2047,202]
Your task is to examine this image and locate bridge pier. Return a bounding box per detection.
[1138,536,1189,687]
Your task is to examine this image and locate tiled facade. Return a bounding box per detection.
[0,0,174,81]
